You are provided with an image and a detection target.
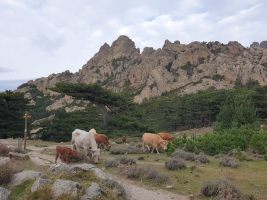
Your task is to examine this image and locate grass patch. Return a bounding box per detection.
[9,180,34,200]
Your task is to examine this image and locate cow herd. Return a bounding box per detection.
[55,129,175,164]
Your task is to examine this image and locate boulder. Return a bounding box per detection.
[31,177,52,192]
[8,152,29,160]
[0,187,11,200]
[52,179,82,198]
[11,170,42,186]
[81,182,102,200]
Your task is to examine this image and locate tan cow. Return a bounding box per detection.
[158,132,175,141]
[142,133,168,154]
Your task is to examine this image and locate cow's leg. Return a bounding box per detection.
[142,142,145,152]
[73,144,77,150]
[66,154,70,164]
[156,147,160,154]
[151,147,155,153]
[55,151,59,164]
[146,145,150,151]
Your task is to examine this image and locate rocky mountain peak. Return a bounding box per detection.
[18,36,267,103]
[110,35,140,57]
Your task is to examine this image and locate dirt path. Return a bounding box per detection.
[110,174,189,200]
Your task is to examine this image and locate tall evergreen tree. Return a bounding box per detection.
[0,91,29,138]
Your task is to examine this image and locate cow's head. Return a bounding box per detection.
[159,140,168,150]
[89,128,97,134]
[71,149,79,158]
[91,148,100,163]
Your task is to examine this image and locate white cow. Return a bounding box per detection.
[71,128,100,163]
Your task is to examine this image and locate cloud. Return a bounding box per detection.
[0,0,266,81]
[0,67,12,73]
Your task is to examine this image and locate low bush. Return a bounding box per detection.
[110,145,143,155]
[219,157,240,168]
[101,178,127,200]
[171,149,209,163]
[0,143,10,156]
[105,160,119,168]
[0,163,14,185]
[195,152,210,163]
[124,166,169,184]
[165,159,186,170]
[201,180,241,199]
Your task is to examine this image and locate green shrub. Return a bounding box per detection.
[171,128,250,156]
[250,129,267,154]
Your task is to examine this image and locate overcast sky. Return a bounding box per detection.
[0,0,266,88]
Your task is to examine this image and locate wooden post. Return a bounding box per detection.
[23,112,31,151]
[17,138,23,153]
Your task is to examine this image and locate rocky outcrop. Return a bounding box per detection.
[81,182,102,200]
[18,36,267,103]
[49,163,107,180]
[31,177,52,192]
[52,179,82,198]
[32,114,55,126]
[11,170,42,186]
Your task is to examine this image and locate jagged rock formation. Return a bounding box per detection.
[18,36,267,103]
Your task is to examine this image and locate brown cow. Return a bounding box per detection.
[142,133,168,154]
[158,132,175,141]
[95,133,111,150]
[55,146,79,164]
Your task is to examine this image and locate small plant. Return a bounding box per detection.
[195,152,210,163]
[165,159,186,170]
[0,163,14,185]
[201,180,241,198]
[219,156,240,168]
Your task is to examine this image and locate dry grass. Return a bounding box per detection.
[110,145,143,155]
[0,163,14,185]
[0,143,10,156]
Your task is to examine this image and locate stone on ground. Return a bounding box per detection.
[52,179,82,198]
[81,182,102,200]
[31,177,52,192]
[11,170,42,186]
[0,187,11,200]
